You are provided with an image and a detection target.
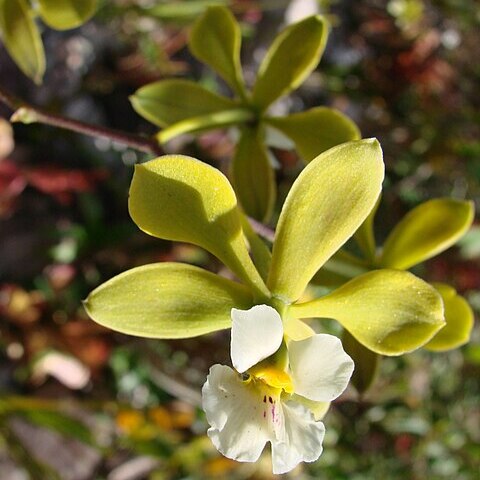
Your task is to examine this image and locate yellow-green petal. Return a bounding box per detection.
[84,263,253,338]
[129,155,269,299]
[265,107,360,163]
[189,6,246,98]
[424,283,474,352]
[130,79,238,128]
[231,127,276,222]
[290,269,445,356]
[251,15,328,110]
[268,139,384,303]
[38,0,97,30]
[380,198,475,270]
[342,329,380,394]
[0,0,45,84]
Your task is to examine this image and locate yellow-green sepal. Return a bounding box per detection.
[380,198,475,270]
[354,195,380,262]
[424,283,474,351]
[37,0,97,30]
[251,15,328,110]
[290,269,445,356]
[0,0,45,84]
[84,263,253,338]
[291,394,330,421]
[265,107,360,163]
[284,318,315,341]
[342,329,380,394]
[189,6,246,98]
[311,250,370,288]
[267,139,384,303]
[129,155,269,299]
[240,214,272,282]
[231,126,276,222]
[130,79,239,128]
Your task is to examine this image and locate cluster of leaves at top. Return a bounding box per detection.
[0,0,97,83]
[130,6,359,221]
[85,6,474,397]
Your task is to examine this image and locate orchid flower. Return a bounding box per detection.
[85,138,445,470]
[203,305,354,474]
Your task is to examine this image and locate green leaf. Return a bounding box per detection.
[265,107,360,163]
[189,6,246,98]
[37,0,97,30]
[380,198,475,270]
[268,139,384,303]
[157,108,253,144]
[0,0,45,84]
[146,0,228,24]
[424,283,474,351]
[85,263,253,338]
[251,15,328,110]
[231,127,276,222]
[129,155,269,299]
[130,79,238,128]
[290,269,445,356]
[342,329,379,394]
[21,410,94,446]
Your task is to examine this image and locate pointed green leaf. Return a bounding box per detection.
[425,283,474,351]
[38,0,97,30]
[0,0,45,84]
[342,329,380,394]
[291,270,445,356]
[129,155,269,298]
[265,107,360,163]
[130,79,238,128]
[231,127,276,222]
[85,263,253,338]
[251,15,328,110]
[380,198,474,270]
[189,6,246,97]
[268,139,384,302]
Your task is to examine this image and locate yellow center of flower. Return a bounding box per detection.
[249,365,294,394]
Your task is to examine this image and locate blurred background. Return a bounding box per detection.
[0,1,479,478]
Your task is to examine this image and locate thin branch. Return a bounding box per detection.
[0,84,164,156]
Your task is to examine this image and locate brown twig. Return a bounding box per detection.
[0,84,164,156]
